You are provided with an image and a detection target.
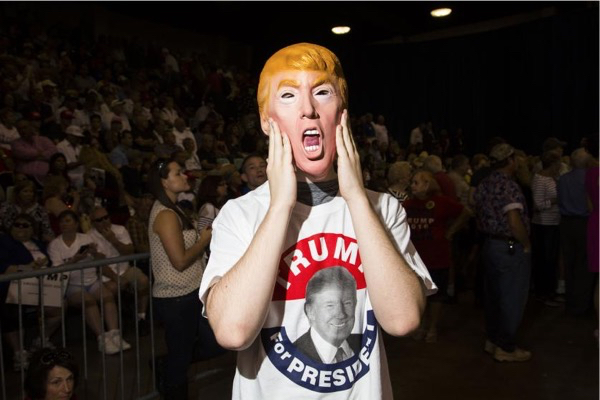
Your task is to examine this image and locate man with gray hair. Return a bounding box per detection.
[557,148,593,315]
[293,267,361,364]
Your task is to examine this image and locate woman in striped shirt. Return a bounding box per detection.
[531,150,562,306]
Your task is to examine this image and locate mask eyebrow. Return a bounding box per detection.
[312,77,333,88]
[277,79,300,90]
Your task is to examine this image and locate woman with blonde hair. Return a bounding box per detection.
[403,170,471,342]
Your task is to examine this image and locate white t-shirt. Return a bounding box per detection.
[48,233,97,286]
[199,184,435,400]
[88,225,132,281]
[56,139,85,188]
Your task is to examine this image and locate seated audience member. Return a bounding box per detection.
[0,215,62,371]
[56,126,86,189]
[196,175,229,232]
[120,155,145,199]
[404,170,470,343]
[25,347,79,400]
[43,175,80,235]
[196,133,219,171]
[131,112,157,153]
[386,161,412,203]
[0,108,20,150]
[154,131,182,160]
[0,179,54,242]
[109,130,134,169]
[88,206,150,335]
[47,153,70,181]
[225,169,243,199]
[172,117,196,148]
[47,210,131,355]
[239,153,267,195]
[86,114,106,151]
[10,119,57,186]
[79,137,125,210]
[126,193,153,256]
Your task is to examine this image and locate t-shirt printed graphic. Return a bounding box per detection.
[198,184,435,400]
[261,233,377,393]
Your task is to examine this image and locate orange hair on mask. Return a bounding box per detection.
[257,43,348,119]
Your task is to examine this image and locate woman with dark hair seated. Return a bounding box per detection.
[24,348,79,400]
[0,179,54,242]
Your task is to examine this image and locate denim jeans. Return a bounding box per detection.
[483,238,531,352]
[154,290,201,389]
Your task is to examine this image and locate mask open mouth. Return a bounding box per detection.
[303,128,321,154]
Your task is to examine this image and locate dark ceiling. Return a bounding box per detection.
[103,1,594,47]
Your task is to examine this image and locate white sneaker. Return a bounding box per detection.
[98,333,120,355]
[13,350,29,372]
[109,329,131,351]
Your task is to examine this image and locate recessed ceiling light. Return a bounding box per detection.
[331,26,351,35]
[431,8,452,17]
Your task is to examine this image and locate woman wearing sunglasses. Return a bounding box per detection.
[0,214,62,372]
[24,348,79,400]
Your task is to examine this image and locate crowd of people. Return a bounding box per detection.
[0,13,598,400]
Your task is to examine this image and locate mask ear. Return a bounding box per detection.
[260,115,270,136]
[241,173,249,184]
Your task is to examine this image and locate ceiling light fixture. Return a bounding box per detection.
[430,8,452,17]
[331,26,351,35]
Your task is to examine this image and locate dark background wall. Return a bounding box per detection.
[333,8,598,155]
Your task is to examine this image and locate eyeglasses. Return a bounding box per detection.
[93,215,110,223]
[40,349,72,365]
[12,222,31,229]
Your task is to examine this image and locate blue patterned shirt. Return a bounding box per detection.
[474,170,530,237]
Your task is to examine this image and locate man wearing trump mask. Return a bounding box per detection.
[199,42,435,399]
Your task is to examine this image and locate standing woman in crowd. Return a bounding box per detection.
[147,158,212,399]
[531,151,562,306]
[403,170,470,343]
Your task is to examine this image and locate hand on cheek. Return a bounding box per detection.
[267,119,297,210]
[336,110,365,201]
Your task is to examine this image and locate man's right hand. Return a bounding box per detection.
[266,118,296,211]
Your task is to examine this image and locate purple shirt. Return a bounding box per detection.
[474,170,530,237]
[11,136,57,184]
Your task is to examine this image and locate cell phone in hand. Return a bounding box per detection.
[77,244,91,255]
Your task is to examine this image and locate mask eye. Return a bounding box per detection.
[279,91,295,104]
